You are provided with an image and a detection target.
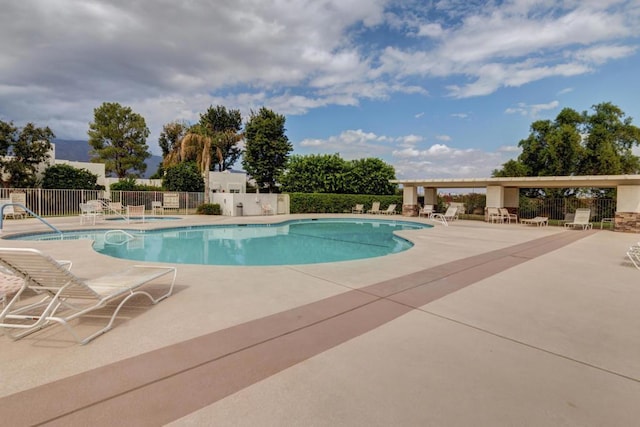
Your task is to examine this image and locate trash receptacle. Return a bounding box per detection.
[236,203,243,216]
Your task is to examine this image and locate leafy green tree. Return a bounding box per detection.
[199,105,243,171]
[280,154,348,193]
[0,121,54,188]
[493,102,640,196]
[42,164,98,189]
[242,107,292,192]
[163,126,222,202]
[158,120,189,157]
[87,102,151,178]
[579,102,640,175]
[154,120,189,178]
[345,158,397,195]
[163,162,205,192]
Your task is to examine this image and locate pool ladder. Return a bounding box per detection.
[104,230,136,245]
[0,203,62,235]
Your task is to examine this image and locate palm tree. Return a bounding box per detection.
[164,127,222,203]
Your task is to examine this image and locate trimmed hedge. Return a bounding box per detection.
[196,203,222,215]
[289,193,403,214]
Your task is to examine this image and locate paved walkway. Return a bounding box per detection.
[1,215,639,426]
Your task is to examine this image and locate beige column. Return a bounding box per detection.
[424,187,437,205]
[615,185,640,232]
[402,186,419,216]
[486,186,504,208]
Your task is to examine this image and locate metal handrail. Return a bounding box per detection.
[104,229,136,245]
[0,203,62,234]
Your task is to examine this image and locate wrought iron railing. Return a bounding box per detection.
[517,198,616,222]
[0,188,205,217]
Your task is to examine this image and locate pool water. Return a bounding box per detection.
[105,216,181,222]
[7,219,430,266]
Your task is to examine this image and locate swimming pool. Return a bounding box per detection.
[105,216,181,222]
[6,218,431,266]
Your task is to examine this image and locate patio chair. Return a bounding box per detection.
[127,205,146,223]
[163,193,180,213]
[79,203,102,225]
[418,204,434,218]
[487,207,504,223]
[0,247,176,344]
[560,212,575,228]
[351,204,364,214]
[367,201,381,214]
[521,216,549,227]
[499,208,518,224]
[627,245,640,269]
[109,201,125,214]
[261,203,274,215]
[431,206,458,225]
[381,204,397,215]
[565,208,592,230]
[1,261,72,308]
[8,192,27,219]
[151,201,164,215]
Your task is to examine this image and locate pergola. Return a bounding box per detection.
[392,174,640,232]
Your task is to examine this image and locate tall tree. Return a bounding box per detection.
[0,120,54,188]
[153,120,189,178]
[87,102,151,177]
[199,105,243,171]
[492,102,640,196]
[579,102,640,176]
[280,154,348,193]
[242,107,292,192]
[345,158,397,195]
[158,120,189,158]
[163,125,222,202]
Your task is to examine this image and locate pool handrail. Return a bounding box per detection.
[0,203,62,235]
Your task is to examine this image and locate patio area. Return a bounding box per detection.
[1,214,639,426]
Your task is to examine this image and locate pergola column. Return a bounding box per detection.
[402,185,419,216]
[615,185,640,232]
[424,187,437,206]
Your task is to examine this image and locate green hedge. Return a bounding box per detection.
[289,193,403,214]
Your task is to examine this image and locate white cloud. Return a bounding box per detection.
[436,134,451,142]
[557,87,574,95]
[505,100,560,116]
[0,0,637,152]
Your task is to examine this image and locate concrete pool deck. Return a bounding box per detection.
[0,214,639,425]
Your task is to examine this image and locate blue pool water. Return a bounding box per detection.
[105,216,181,222]
[6,219,431,266]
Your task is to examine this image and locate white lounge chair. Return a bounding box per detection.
[521,216,549,227]
[565,208,592,230]
[499,208,518,223]
[367,201,381,214]
[431,206,457,225]
[352,204,364,214]
[381,204,397,215]
[0,247,176,344]
[418,204,434,218]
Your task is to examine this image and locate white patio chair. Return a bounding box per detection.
[0,248,176,344]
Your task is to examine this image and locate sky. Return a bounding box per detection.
[1,0,639,180]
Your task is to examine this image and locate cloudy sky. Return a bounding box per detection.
[1,0,639,179]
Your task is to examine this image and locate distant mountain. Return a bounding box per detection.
[52,139,162,179]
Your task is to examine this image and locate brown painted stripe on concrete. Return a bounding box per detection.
[0,230,596,426]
